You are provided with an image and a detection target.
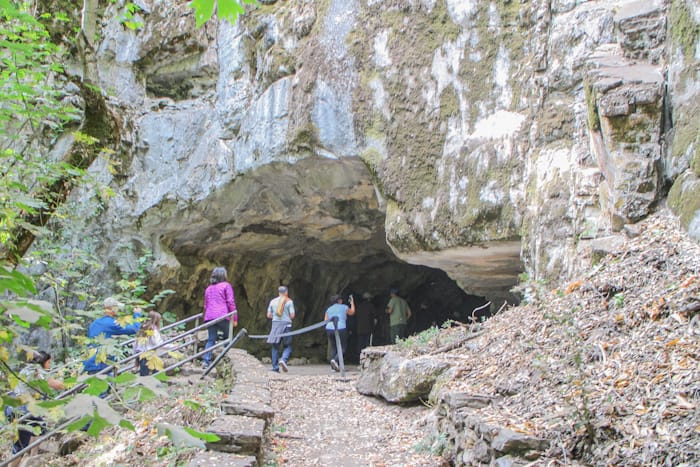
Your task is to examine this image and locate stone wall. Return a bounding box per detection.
[51,0,698,328]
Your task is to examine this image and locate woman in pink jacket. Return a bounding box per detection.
[202,267,238,368]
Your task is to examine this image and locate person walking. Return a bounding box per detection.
[202,267,238,369]
[325,293,355,372]
[83,297,142,374]
[266,285,295,372]
[386,288,411,343]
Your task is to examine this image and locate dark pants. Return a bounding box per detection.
[138,358,151,376]
[327,329,348,362]
[390,324,408,343]
[203,320,230,364]
[358,333,371,352]
[5,406,45,454]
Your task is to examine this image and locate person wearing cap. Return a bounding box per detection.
[266,285,295,372]
[83,296,142,374]
[386,288,411,343]
[202,267,238,368]
[355,292,377,357]
[325,293,356,371]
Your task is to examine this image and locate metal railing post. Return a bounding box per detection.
[194,316,200,356]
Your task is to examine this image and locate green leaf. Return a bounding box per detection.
[157,423,219,448]
[114,372,137,384]
[65,415,92,433]
[37,398,68,409]
[4,299,53,325]
[119,419,135,431]
[183,426,220,442]
[188,0,215,28]
[183,399,202,410]
[86,412,110,437]
[218,0,245,24]
[0,266,36,295]
[82,377,110,396]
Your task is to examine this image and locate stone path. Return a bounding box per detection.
[188,350,445,467]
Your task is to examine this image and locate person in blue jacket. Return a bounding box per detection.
[83,297,142,374]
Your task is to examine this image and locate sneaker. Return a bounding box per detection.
[279,360,288,372]
[202,361,210,369]
[330,359,339,372]
[271,368,280,373]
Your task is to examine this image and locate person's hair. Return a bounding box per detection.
[210,267,228,284]
[138,311,162,337]
[31,350,51,366]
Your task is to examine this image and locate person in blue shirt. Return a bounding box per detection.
[83,297,142,374]
[324,293,355,372]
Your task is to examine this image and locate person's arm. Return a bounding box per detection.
[407,305,412,320]
[105,316,141,336]
[347,297,356,316]
[202,289,208,321]
[48,376,65,391]
[225,283,238,326]
[267,300,273,320]
[288,301,295,320]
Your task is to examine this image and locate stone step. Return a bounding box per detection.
[221,399,274,421]
[205,414,265,456]
[189,451,257,467]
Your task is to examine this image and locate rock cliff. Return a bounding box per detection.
[55,0,698,352]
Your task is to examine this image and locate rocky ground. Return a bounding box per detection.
[3,209,698,466]
[409,209,699,465]
[263,365,447,466]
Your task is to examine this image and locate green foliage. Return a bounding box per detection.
[120,2,144,30]
[157,422,220,448]
[612,293,625,308]
[0,1,83,254]
[188,0,258,28]
[413,432,448,456]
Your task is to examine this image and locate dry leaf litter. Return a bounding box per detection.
[421,210,699,465]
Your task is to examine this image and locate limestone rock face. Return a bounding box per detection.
[666,0,700,242]
[62,0,697,344]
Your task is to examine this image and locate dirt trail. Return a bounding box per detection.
[263,364,447,467]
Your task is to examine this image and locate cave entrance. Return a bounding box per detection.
[166,249,489,365]
[154,157,504,364]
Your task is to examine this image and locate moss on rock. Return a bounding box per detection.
[668,173,700,232]
[669,0,700,62]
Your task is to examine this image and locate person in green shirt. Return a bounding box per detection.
[385,288,411,343]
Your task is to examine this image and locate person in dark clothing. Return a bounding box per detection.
[355,292,377,358]
[83,297,141,374]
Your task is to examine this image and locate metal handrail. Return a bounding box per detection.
[1,312,237,467]
[120,313,203,347]
[2,312,348,467]
[53,312,235,400]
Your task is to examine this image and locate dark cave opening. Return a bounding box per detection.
[164,250,489,365]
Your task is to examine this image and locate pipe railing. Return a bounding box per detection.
[1,312,237,467]
[2,312,351,467]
